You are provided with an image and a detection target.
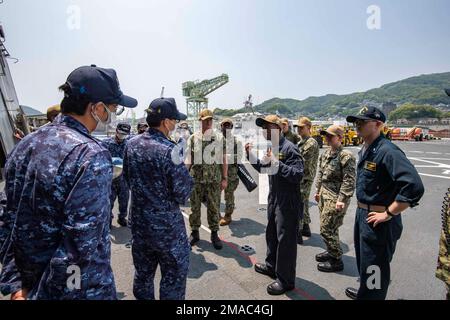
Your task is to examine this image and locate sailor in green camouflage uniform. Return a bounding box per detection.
[437,89,450,300]
[436,188,450,300]
[219,118,243,226]
[281,118,300,145]
[186,109,228,250]
[295,117,320,244]
[314,125,356,272]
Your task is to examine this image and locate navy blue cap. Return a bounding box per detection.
[65,65,138,108]
[146,98,187,121]
[137,122,149,130]
[445,88,450,97]
[116,122,131,135]
[346,106,386,123]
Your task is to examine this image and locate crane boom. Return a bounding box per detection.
[0,24,30,181]
[182,74,229,98]
[182,74,229,122]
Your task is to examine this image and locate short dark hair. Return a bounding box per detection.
[58,83,92,116]
[146,114,163,128]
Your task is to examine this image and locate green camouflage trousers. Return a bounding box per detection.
[318,188,349,259]
[436,230,450,300]
[190,182,221,232]
[224,179,239,216]
[299,180,313,226]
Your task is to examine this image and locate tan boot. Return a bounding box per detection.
[220,214,232,226]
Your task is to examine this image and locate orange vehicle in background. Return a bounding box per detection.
[391,127,436,141]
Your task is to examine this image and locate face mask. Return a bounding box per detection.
[165,119,176,138]
[179,129,190,138]
[92,103,115,131]
[117,133,128,141]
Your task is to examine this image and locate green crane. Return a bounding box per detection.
[182,74,229,120]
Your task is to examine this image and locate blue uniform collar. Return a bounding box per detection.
[114,136,127,145]
[359,134,385,164]
[148,127,170,141]
[58,114,91,136]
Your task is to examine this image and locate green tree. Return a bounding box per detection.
[388,103,444,121]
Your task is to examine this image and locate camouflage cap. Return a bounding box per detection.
[320,125,344,137]
[199,109,214,121]
[47,104,61,114]
[220,118,233,126]
[46,104,61,121]
[280,118,289,125]
[255,115,282,128]
[294,117,312,128]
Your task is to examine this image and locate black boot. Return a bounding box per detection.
[301,224,311,237]
[189,230,200,246]
[317,257,344,273]
[267,281,294,295]
[315,251,331,262]
[345,287,358,300]
[211,231,223,250]
[254,263,276,279]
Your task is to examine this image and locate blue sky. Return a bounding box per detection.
[1,0,450,117]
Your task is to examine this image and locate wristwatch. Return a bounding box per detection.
[386,208,395,217]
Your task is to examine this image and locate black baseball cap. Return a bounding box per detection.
[146,98,187,121]
[116,123,131,135]
[65,65,138,108]
[346,106,386,123]
[445,88,450,97]
[137,122,149,130]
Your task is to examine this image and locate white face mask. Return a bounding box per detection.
[92,103,116,131]
[165,119,176,138]
[117,133,128,141]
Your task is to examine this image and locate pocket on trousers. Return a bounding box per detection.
[361,216,389,246]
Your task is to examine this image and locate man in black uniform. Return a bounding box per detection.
[345,106,424,300]
[245,115,304,295]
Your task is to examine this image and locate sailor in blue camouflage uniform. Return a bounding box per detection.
[345,106,424,300]
[0,65,137,300]
[0,192,6,246]
[101,122,132,227]
[123,97,194,300]
[0,191,22,298]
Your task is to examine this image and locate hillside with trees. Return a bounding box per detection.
[215,72,450,118]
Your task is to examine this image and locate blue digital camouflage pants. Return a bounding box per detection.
[132,211,190,300]
[110,176,129,220]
